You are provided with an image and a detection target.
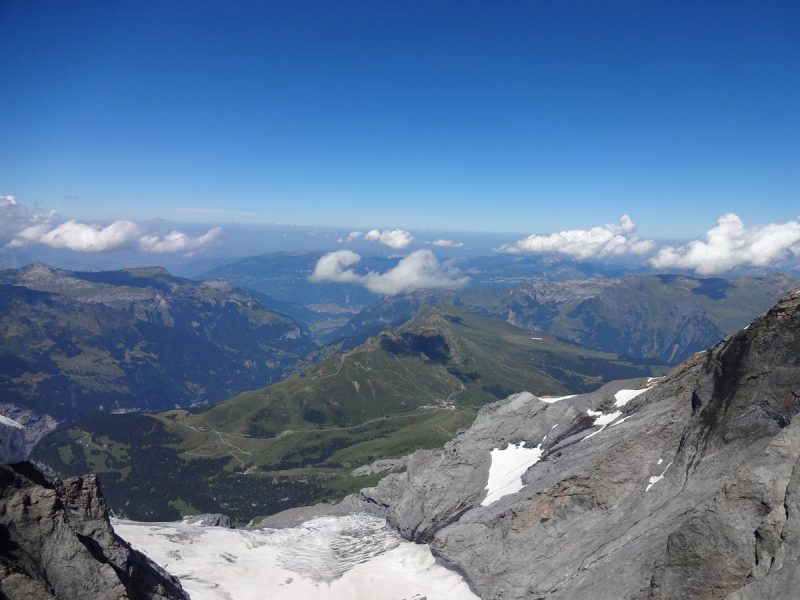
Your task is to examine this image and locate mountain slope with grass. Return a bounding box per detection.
[32,306,661,523]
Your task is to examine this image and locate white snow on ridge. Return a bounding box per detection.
[613,386,652,407]
[646,461,673,492]
[113,515,477,600]
[504,391,577,410]
[538,394,577,404]
[581,383,655,441]
[481,441,543,506]
[591,411,622,427]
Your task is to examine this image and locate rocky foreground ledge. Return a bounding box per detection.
[0,457,188,600]
[333,288,800,599]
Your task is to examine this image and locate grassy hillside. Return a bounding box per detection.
[33,306,660,523]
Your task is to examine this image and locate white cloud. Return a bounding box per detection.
[2,195,222,254]
[431,239,464,248]
[364,228,414,249]
[337,231,363,243]
[500,215,655,259]
[9,219,143,252]
[138,227,223,253]
[309,249,469,295]
[650,213,800,275]
[1,195,58,239]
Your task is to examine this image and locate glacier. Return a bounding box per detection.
[113,514,477,600]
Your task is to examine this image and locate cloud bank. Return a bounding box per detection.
[139,227,223,253]
[1,195,222,254]
[431,239,464,248]
[364,228,414,249]
[337,231,363,243]
[501,215,655,259]
[650,213,800,275]
[9,219,142,252]
[309,249,468,295]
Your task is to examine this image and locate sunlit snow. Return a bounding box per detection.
[539,394,577,403]
[481,441,543,506]
[646,461,673,492]
[583,408,624,440]
[613,387,652,407]
[113,515,477,600]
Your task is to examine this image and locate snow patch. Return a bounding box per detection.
[613,387,652,407]
[584,408,626,440]
[113,515,477,600]
[646,461,673,492]
[481,441,543,506]
[538,394,577,404]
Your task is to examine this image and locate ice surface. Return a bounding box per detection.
[481,441,543,506]
[113,514,477,600]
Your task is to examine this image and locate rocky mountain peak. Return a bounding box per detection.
[0,415,28,464]
[355,287,800,599]
[0,459,188,600]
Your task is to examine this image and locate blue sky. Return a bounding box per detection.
[1,0,798,237]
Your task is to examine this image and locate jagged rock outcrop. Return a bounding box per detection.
[359,289,800,599]
[183,513,232,527]
[0,461,188,600]
[0,415,27,464]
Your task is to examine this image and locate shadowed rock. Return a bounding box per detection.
[0,461,188,600]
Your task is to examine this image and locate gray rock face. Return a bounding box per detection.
[183,513,232,527]
[0,404,58,449]
[0,462,188,600]
[0,414,28,464]
[351,457,408,477]
[359,289,800,599]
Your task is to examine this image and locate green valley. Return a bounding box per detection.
[32,305,661,523]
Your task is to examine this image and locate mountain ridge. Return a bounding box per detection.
[31,305,660,522]
[0,263,316,441]
[340,286,800,598]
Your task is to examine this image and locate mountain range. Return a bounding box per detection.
[17,281,800,599]
[31,305,658,522]
[326,274,799,363]
[0,263,315,441]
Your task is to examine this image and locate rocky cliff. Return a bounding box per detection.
[0,461,188,600]
[357,288,800,599]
